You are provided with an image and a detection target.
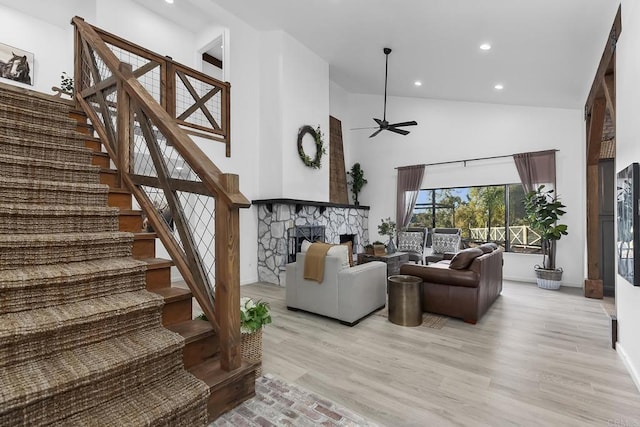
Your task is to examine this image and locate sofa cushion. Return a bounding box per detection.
[432,233,460,254]
[449,248,484,270]
[400,263,479,288]
[397,231,423,253]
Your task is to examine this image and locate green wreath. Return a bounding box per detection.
[297,125,326,169]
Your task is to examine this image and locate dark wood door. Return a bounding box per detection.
[599,159,615,296]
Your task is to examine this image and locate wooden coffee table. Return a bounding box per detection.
[357,251,410,277]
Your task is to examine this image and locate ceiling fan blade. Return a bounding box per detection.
[387,127,410,136]
[369,128,383,138]
[388,120,417,127]
[373,118,384,126]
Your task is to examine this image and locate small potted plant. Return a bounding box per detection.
[347,163,367,205]
[524,185,568,289]
[364,243,374,255]
[372,241,386,256]
[378,217,397,254]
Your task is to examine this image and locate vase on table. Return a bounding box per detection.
[387,237,397,254]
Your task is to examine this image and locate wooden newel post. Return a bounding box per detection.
[117,63,133,186]
[216,173,242,371]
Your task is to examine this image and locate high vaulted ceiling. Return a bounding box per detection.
[157,0,620,109]
[2,0,620,109]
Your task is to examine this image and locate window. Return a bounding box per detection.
[409,184,541,253]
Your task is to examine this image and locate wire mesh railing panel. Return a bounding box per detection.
[106,42,162,104]
[132,111,158,178]
[177,191,216,290]
[140,185,185,251]
[175,73,222,131]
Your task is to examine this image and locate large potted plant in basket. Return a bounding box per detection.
[524,185,568,290]
[240,297,271,377]
[197,297,271,377]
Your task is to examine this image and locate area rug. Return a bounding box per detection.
[210,374,378,426]
[374,307,448,329]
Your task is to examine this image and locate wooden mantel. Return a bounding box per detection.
[252,198,370,214]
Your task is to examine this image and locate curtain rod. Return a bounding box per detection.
[395,149,559,169]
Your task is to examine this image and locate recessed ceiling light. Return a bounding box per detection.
[480,43,491,51]
[414,81,422,87]
[165,0,174,4]
[494,84,504,90]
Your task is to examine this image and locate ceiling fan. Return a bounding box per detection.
[363,47,418,138]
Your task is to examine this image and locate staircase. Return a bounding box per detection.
[0,83,256,424]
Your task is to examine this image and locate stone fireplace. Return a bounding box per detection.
[253,198,370,285]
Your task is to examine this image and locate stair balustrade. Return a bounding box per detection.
[72,16,248,371]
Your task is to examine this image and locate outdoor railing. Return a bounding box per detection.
[72,16,248,371]
[469,225,541,247]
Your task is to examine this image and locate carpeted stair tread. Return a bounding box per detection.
[0,176,109,206]
[0,153,100,183]
[0,326,187,426]
[0,87,71,114]
[0,103,78,130]
[0,203,119,233]
[0,257,147,313]
[0,231,133,267]
[0,116,88,143]
[60,369,209,427]
[0,290,164,367]
[0,134,93,162]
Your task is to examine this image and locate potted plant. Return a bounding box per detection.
[524,185,568,289]
[378,217,397,254]
[347,163,367,205]
[372,241,386,256]
[364,243,374,255]
[196,297,271,377]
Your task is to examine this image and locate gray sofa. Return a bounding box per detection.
[285,253,386,326]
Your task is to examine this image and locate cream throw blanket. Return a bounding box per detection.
[303,242,333,283]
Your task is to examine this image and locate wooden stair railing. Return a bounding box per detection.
[72,16,249,372]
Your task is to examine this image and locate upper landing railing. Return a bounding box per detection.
[72,16,248,371]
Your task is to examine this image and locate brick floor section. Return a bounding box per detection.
[210,374,378,427]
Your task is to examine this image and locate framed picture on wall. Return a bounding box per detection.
[0,42,33,86]
[617,162,640,286]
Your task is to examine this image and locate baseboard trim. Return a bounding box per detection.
[617,343,640,393]
[503,275,582,288]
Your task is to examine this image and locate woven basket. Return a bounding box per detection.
[241,328,263,378]
[535,267,562,290]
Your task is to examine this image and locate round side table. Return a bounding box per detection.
[387,275,423,326]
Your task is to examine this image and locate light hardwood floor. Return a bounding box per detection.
[240,280,640,427]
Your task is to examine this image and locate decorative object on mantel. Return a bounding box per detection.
[378,217,397,254]
[524,185,568,290]
[52,71,74,98]
[297,124,326,169]
[347,162,367,205]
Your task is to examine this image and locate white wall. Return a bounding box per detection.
[347,94,585,286]
[614,0,640,391]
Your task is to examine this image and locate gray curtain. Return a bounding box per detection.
[513,150,556,193]
[396,165,425,229]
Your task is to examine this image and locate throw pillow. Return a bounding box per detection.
[478,243,494,254]
[341,241,354,266]
[300,239,312,253]
[397,231,424,253]
[327,244,350,269]
[431,233,460,254]
[449,248,484,270]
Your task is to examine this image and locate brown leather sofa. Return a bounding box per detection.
[399,243,503,324]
